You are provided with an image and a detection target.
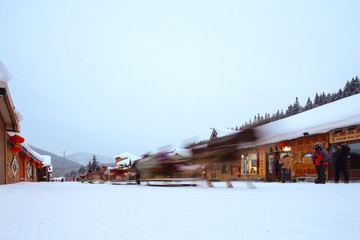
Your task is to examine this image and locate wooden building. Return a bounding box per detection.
[0,67,21,185]
[6,134,50,183]
[193,94,360,182]
[1,62,51,184]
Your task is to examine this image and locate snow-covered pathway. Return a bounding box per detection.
[0,182,359,240]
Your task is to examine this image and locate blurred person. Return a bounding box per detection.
[279,154,293,183]
[333,142,351,183]
[312,142,330,184]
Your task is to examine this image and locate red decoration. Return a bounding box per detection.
[21,154,31,161]
[279,142,288,147]
[9,135,25,156]
[10,146,22,155]
[10,134,25,144]
[30,159,37,164]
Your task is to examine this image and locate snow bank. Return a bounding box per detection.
[0,182,358,240]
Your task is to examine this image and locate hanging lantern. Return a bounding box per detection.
[279,142,288,147]
[30,159,37,165]
[10,134,25,144]
[9,134,24,156]
[21,154,31,161]
[10,144,22,155]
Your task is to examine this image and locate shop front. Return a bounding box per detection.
[289,134,329,180]
[329,126,360,180]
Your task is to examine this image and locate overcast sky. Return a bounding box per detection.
[0,0,359,157]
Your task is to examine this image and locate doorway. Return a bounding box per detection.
[266,153,276,182]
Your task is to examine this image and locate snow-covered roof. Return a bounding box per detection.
[33,151,52,167]
[20,142,41,162]
[212,128,239,139]
[7,133,40,162]
[7,133,52,168]
[239,94,360,148]
[168,148,192,158]
[115,152,141,166]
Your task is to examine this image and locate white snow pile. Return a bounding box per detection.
[0,61,11,83]
[115,152,141,166]
[168,148,192,158]
[0,182,359,240]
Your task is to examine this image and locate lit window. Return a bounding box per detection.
[241,153,257,174]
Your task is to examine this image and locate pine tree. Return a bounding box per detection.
[348,77,360,95]
[326,93,332,103]
[354,76,360,94]
[343,80,351,97]
[319,92,326,105]
[280,109,285,118]
[78,166,86,174]
[286,104,293,117]
[87,161,92,174]
[275,110,281,120]
[313,93,320,107]
[304,97,313,111]
[90,155,100,173]
[292,97,302,115]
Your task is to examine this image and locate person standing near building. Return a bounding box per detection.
[333,143,350,183]
[279,154,293,183]
[312,142,330,184]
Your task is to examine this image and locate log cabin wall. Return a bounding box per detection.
[289,134,329,179]
[6,144,20,184]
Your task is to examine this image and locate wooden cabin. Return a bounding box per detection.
[1,63,51,184]
[0,73,20,184]
[193,94,360,182]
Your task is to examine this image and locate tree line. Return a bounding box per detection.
[77,155,100,175]
[233,76,360,131]
[186,76,360,148]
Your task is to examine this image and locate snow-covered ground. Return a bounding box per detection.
[0,182,359,240]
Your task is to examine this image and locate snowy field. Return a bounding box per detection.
[0,182,359,240]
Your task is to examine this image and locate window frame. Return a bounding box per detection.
[241,153,258,175]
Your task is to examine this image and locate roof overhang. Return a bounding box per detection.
[0,82,20,132]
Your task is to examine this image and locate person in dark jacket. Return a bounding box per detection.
[333,143,350,183]
[312,142,330,184]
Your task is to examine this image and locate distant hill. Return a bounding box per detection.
[29,146,82,178]
[66,153,114,166]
